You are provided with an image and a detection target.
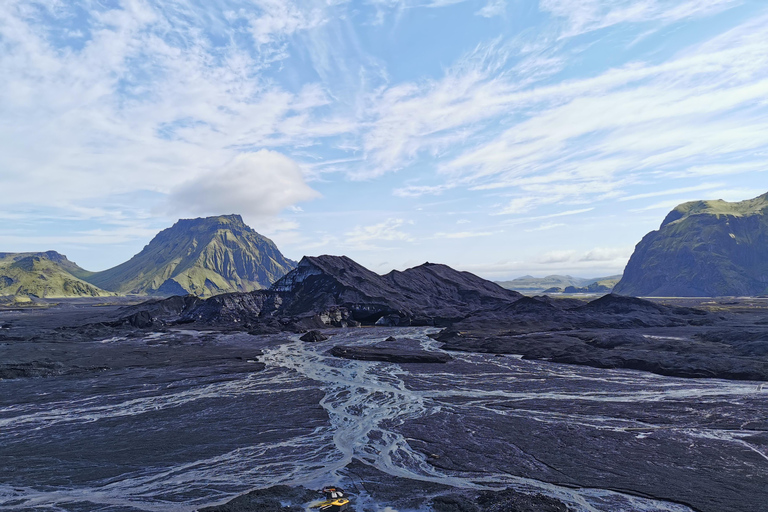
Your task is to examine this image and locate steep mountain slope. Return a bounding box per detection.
[0,252,111,298]
[84,215,296,297]
[614,192,768,297]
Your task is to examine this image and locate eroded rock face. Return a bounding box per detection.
[614,192,768,297]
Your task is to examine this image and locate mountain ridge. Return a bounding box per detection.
[129,254,524,329]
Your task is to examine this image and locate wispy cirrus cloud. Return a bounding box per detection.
[365,12,768,218]
[540,0,740,37]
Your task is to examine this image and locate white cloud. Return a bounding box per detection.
[393,183,456,197]
[166,150,320,220]
[540,250,577,264]
[525,222,565,232]
[671,162,768,178]
[344,218,414,249]
[245,0,326,45]
[0,0,348,210]
[0,225,161,248]
[432,231,494,239]
[579,246,633,262]
[476,0,506,18]
[618,182,724,201]
[539,245,633,268]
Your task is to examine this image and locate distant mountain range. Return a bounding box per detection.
[496,275,622,295]
[0,215,296,298]
[4,191,768,300]
[614,192,768,297]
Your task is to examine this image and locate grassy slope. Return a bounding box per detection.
[0,252,112,298]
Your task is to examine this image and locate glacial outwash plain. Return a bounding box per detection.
[2,194,768,512]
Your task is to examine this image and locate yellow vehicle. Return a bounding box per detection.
[311,487,350,512]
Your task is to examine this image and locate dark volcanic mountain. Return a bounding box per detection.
[614,192,768,297]
[128,255,523,329]
[271,256,523,324]
[82,215,296,297]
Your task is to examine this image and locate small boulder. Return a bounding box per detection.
[385,336,397,342]
[300,330,328,342]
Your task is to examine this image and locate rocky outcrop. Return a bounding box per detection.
[82,215,296,297]
[300,330,328,342]
[614,192,768,297]
[434,294,768,381]
[199,483,573,512]
[330,345,452,363]
[199,485,318,512]
[432,490,573,512]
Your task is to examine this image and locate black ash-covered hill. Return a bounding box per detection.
[122,255,522,329]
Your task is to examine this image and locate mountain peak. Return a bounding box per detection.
[180,213,244,225]
[82,216,296,297]
[168,214,249,233]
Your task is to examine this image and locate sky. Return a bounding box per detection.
[0,0,766,280]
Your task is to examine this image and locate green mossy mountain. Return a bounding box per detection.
[614,192,768,297]
[82,215,296,297]
[0,251,112,298]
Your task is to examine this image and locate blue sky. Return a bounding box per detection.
[0,0,766,279]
